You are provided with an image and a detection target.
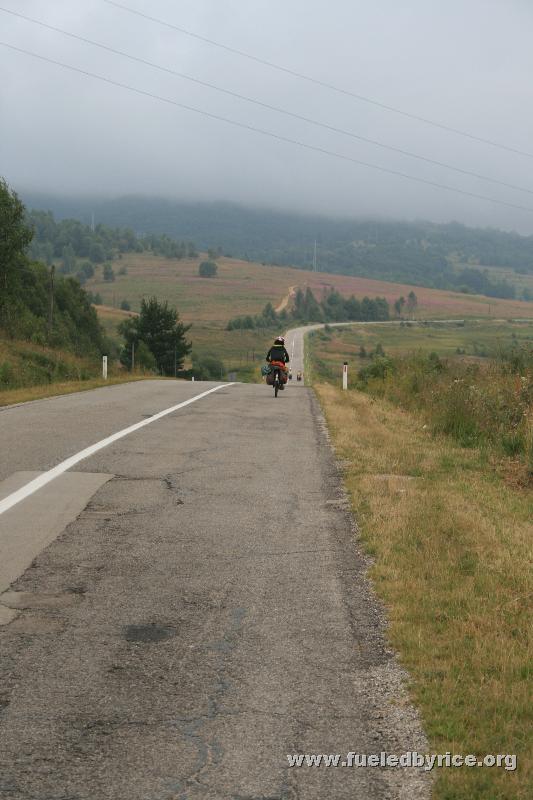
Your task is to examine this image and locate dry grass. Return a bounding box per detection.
[316,382,533,799]
[87,253,533,324]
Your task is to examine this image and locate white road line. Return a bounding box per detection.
[0,384,233,517]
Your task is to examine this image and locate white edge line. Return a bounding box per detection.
[0,383,234,517]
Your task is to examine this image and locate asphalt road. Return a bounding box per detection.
[0,377,429,799]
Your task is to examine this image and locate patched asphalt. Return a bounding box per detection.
[0,378,430,799]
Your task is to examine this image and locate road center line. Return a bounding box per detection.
[0,383,233,517]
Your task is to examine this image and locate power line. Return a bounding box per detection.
[2,5,532,197]
[1,40,532,214]
[104,0,533,161]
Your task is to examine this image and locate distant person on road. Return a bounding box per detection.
[266,336,290,388]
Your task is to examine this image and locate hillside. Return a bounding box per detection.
[85,251,533,326]
[23,193,533,300]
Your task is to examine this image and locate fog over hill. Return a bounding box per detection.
[2,1,533,232]
[22,192,533,300]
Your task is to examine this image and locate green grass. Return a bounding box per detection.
[308,320,533,474]
[0,339,102,390]
[308,319,533,378]
[0,337,162,407]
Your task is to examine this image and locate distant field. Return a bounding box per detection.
[87,253,533,382]
[308,319,533,384]
[86,253,533,325]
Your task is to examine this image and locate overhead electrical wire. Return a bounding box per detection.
[1,6,532,197]
[1,40,532,215]
[104,0,533,161]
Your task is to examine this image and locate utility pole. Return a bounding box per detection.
[131,341,135,372]
[174,346,177,378]
[91,211,95,232]
[48,264,55,340]
[313,240,317,272]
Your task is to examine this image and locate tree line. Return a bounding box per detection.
[226,287,390,330]
[26,209,199,280]
[1,179,106,355]
[25,194,532,301]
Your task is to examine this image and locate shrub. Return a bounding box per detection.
[191,354,225,380]
[103,263,115,282]
[359,349,533,463]
[0,361,13,387]
[199,260,217,278]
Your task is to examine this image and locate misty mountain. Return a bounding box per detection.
[22,193,533,299]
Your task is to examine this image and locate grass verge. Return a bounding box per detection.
[315,382,532,800]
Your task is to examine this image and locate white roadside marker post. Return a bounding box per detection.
[342,361,348,390]
[102,355,108,380]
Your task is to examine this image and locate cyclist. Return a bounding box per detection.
[266,336,290,389]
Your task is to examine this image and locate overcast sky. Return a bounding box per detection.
[2,0,533,232]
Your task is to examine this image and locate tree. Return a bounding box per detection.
[79,261,95,280]
[323,289,345,321]
[120,300,131,311]
[344,295,361,321]
[207,247,218,260]
[262,302,278,324]
[118,296,191,375]
[293,288,306,318]
[103,263,115,282]
[304,287,323,321]
[199,260,217,278]
[42,241,54,266]
[60,244,76,274]
[87,291,103,305]
[394,296,406,316]
[406,291,418,315]
[135,341,156,372]
[89,241,105,263]
[0,178,33,310]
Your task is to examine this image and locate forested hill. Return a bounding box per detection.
[22,193,533,299]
